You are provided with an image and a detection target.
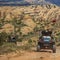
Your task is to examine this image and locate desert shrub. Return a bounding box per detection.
[17,37,23,42]
[0,42,32,55]
[0,23,3,29]
[20,44,31,50]
[34,26,40,32]
[33,40,36,45]
[23,34,28,37]
[0,32,8,46]
[28,39,32,44]
[56,42,60,46]
[28,32,34,37]
[0,43,19,55]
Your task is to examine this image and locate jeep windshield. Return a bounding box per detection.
[43,36,51,42]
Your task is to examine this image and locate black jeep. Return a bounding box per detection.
[37,30,56,53]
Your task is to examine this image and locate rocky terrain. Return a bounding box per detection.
[0,47,60,60]
[0,5,60,35]
[0,4,60,60]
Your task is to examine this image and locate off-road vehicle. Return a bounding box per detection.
[37,30,56,53]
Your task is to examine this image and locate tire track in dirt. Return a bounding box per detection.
[9,47,60,60]
[0,47,60,60]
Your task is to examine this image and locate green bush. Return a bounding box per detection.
[0,43,18,55]
[56,42,60,46]
[28,39,32,44]
[0,32,8,46]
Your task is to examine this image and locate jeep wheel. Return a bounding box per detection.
[37,45,40,52]
[52,45,56,53]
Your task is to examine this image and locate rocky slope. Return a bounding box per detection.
[0,5,60,40]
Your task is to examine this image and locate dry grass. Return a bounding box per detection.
[0,5,60,34]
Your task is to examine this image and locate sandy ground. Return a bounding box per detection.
[0,47,60,60]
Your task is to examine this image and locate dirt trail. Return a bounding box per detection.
[0,47,60,60]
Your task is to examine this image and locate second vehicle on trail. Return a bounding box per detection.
[37,28,56,53]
